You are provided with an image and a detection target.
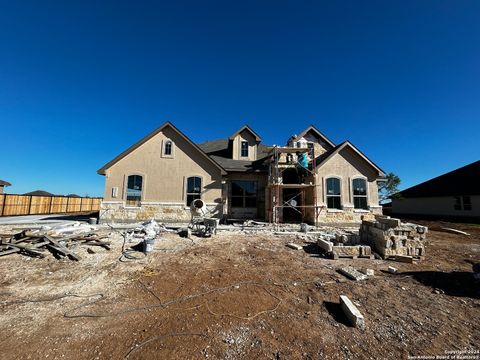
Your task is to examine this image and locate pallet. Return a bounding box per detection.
[331,253,375,260]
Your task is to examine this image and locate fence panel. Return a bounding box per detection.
[0,194,103,217]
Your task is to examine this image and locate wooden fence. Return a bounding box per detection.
[0,194,103,217]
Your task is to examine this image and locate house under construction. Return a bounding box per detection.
[98,122,385,224]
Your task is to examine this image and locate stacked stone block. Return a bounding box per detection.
[359,216,427,259]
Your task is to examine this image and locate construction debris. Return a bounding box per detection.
[388,266,398,274]
[359,268,374,276]
[340,295,365,329]
[316,231,373,259]
[338,267,368,281]
[286,243,303,250]
[360,216,427,259]
[441,228,470,236]
[0,229,110,261]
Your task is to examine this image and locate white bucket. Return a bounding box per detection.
[143,239,155,253]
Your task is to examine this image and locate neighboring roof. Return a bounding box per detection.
[66,194,80,198]
[24,190,54,196]
[198,140,270,172]
[97,121,227,175]
[0,180,11,187]
[396,160,480,198]
[316,141,385,176]
[228,124,262,142]
[293,125,335,148]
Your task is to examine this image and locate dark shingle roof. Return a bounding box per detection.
[396,160,480,198]
[0,180,11,187]
[198,139,270,172]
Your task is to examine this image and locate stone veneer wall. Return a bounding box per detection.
[99,201,224,223]
[315,205,382,224]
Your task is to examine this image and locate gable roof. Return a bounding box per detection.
[198,140,270,172]
[316,141,385,176]
[97,122,227,175]
[396,160,480,198]
[294,125,335,148]
[0,180,11,187]
[228,124,262,142]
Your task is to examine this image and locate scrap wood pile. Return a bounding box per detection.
[0,222,110,261]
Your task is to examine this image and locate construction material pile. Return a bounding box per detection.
[0,223,109,261]
[359,216,427,259]
[317,231,374,259]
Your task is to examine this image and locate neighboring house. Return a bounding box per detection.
[98,122,385,224]
[23,190,55,196]
[0,180,11,194]
[392,160,480,220]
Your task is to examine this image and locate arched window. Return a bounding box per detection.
[186,176,202,206]
[126,175,143,206]
[352,178,368,209]
[326,177,341,209]
[164,140,173,156]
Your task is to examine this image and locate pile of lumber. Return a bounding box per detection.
[0,230,110,261]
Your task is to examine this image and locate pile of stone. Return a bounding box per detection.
[317,231,374,259]
[359,216,427,259]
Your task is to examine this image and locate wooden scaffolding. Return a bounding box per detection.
[266,146,321,227]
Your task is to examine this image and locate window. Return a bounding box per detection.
[454,196,472,211]
[162,139,174,157]
[326,177,341,209]
[307,142,314,149]
[111,187,118,198]
[126,175,143,206]
[164,140,172,156]
[352,178,368,210]
[186,176,202,206]
[231,180,257,208]
[241,141,249,157]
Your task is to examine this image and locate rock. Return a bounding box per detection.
[286,243,303,250]
[339,295,365,329]
[359,268,374,276]
[338,267,368,281]
[388,266,398,274]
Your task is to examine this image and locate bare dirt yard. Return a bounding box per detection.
[1,221,479,360]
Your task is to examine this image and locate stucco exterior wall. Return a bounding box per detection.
[316,147,380,208]
[232,130,258,161]
[100,126,223,222]
[392,196,480,218]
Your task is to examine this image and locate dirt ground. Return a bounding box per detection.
[1,221,479,360]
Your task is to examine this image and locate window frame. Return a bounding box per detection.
[352,177,368,210]
[185,176,202,207]
[325,176,342,210]
[162,139,174,158]
[240,141,249,157]
[125,174,144,207]
[230,180,258,208]
[454,196,472,211]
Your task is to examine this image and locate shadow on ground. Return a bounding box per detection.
[302,242,323,258]
[40,212,99,222]
[323,301,352,327]
[398,269,480,299]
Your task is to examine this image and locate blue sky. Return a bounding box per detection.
[1,0,479,197]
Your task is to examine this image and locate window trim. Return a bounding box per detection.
[124,173,145,208]
[325,176,342,210]
[351,176,368,210]
[161,139,175,158]
[185,175,203,207]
